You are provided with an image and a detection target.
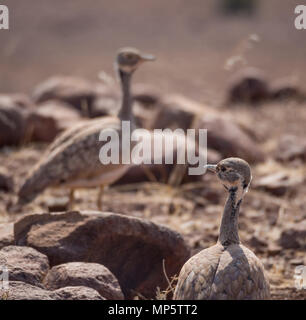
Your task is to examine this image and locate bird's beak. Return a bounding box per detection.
[140,53,156,61]
[205,164,217,173]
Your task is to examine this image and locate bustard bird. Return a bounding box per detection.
[17,48,155,209]
[173,157,270,300]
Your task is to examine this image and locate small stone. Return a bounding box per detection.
[45,197,70,212]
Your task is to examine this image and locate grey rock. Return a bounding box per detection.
[14,211,190,298]
[44,262,123,300]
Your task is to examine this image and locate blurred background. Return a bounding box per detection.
[0,0,305,103]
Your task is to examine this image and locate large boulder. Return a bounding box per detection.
[0,245,49,287]
[198,114,264,163]
[44,262,124,300]
[14,211,190,299]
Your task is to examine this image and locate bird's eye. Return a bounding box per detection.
[221,166,226,172]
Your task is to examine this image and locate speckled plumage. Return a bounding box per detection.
[18,116,132,205]
[174,157,270,300]
[174,243,270,300]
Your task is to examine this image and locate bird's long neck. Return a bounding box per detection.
[118,70,135,128]
[218,187,242,246]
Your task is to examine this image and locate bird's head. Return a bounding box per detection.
[206,157,252,200]
[115,47,155,74]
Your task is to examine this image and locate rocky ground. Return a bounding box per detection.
[0,0,305,300]
[0,81,305,299]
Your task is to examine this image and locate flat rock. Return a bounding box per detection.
[0,245,50,287]
[14,211,190,299]
[0,223,14,249]
[278,221,306,249]
[199,114,264,163]
[44,262,124,300]
[53,286,105,300]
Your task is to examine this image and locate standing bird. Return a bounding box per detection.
[174,157,270,300]
[17,48,155,209]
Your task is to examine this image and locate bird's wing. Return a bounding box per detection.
[18,117,123,205]
[47,116,116,152]
[209,244,270,300]
[174,244,223,300]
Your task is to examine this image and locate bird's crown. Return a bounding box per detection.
[116,47,155,73]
